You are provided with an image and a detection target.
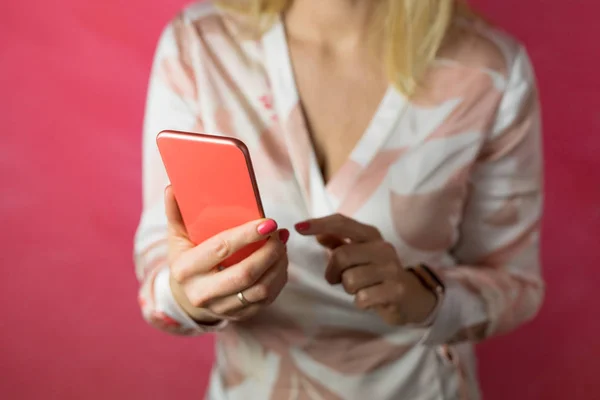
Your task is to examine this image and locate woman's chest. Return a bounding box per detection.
[288,44,389,184]
[195,61,492,262]
[235,104,485,262]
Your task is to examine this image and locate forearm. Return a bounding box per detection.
[422,261,544,345]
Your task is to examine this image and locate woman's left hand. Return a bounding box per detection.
[295,214,438,326]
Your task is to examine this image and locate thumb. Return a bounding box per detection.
[165,185,188,237]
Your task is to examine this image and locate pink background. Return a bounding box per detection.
[1,0,599,399]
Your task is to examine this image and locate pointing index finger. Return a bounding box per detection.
[294,214,381,243]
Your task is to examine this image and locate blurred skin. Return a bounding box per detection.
[168,0,437,325]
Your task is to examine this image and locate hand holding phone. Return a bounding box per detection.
[165,186,289,323]
[157,131,290,323]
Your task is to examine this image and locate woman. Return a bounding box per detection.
[134,0,544,398]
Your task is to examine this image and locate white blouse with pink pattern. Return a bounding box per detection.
[134,2,544,399]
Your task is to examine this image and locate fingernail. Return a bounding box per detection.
[257,219,278,235]
[279,229,290,244]
[294,222,310,232]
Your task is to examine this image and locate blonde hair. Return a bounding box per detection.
[217,0,475,96]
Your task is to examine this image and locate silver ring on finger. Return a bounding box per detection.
[237,291,252,306]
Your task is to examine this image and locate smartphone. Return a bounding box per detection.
[156,130,266,267]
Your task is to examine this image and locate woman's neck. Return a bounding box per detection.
[284,0,377,51]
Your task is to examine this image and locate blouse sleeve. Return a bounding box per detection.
[424,47,545,345]
[133,15,227,336]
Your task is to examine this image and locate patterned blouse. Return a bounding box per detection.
[134,2,544,399]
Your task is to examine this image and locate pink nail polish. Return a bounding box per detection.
[279,229,290,244]
[294,222,310,232]
[257,220,277,235]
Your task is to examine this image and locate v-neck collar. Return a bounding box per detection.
[261,17,407,215]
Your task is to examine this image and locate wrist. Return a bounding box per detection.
[407,264,445,326]
[417,291,442,327]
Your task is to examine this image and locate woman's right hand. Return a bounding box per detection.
[164,186,290,324]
